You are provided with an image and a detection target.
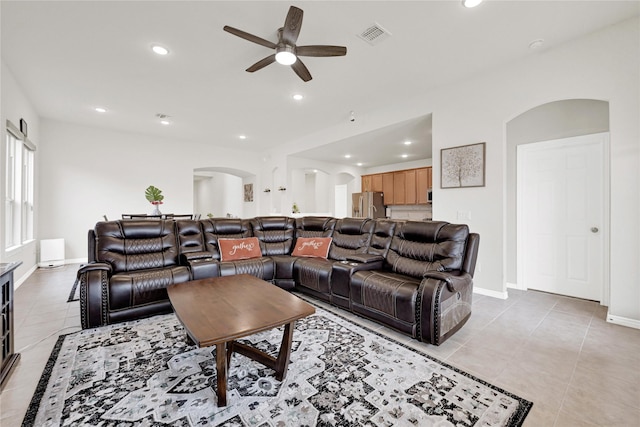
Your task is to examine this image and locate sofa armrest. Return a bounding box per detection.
[77,263,112,329]
[346,254,384,264]
[78,261,112,275]
[330,258,384,303]
[423,271,472,292]
[186,257,220,280]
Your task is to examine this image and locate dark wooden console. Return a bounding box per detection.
[1,261,21,389]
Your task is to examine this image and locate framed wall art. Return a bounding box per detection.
[441,142,486,188]
[244,183,254,202]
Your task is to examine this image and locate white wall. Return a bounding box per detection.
[286,156,361,216]
[194,172,245,219]
[364,158,432,175]
[38,119,263,261]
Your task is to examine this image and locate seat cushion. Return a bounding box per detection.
[109,266,191,310]
[219,257,275,281]
[350,270,420,326]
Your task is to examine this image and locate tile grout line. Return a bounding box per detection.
[551,310,594,427]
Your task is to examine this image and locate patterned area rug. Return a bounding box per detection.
[22,305,532,426]
[67,276,79,302]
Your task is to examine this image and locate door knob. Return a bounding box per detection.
[591,227,599,233]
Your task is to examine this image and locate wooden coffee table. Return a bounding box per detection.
[167,274,315,407]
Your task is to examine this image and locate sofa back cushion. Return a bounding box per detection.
[367,219,398,258]
[386,221,469,278]
[328,217,374,260]
[176,219,205,255]
[250,216,296,256]
[200,218,253,260]
[295,216,336,239]
[94,220,179,274]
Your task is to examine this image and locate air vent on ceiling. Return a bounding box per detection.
[357,23,392,46]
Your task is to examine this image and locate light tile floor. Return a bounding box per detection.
[1,264,639,426]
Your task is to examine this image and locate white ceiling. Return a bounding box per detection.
[2,1,638,167]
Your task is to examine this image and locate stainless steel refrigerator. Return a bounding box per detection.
[352,192,385,218]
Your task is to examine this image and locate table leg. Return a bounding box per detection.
[274,321,295,381]
[215,342,228,407]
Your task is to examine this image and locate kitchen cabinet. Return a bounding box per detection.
[362,167,431,206]
[382,173,394,204]
[417,167,432,204]
[362,174,383,192]
[371,174,383,192]
[361,175,372,192]
[393,171,406,205]
[405,169,417,204]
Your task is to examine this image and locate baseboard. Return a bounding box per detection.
[607,313,640,330]
[66,258,87,265]
[473,287,509,300]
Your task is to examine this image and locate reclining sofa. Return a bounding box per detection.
[78,216,479,345]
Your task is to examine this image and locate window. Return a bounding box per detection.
[4,120,35,249]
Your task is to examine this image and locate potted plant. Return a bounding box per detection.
[145,185,164,215]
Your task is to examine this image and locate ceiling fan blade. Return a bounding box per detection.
[246,54,276,72]
[223,25,277,49]
[281,6,303,45]
[291,58,312,82]
[296,45,347,57]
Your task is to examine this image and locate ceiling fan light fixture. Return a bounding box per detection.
[275,46,297,65]
[151,44,169,55]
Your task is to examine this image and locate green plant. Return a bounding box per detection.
[145,185,164,204]
[292,202,300,213]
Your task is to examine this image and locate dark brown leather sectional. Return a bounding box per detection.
[78,216,479,345]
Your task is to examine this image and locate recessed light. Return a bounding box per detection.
[156,113,170,125]
[239,135,247,140]
[462,0,483,8]
[292,94,304,101]
[151,44,169,55]
[401,154,408,158]
[356,163,363,166]
[344,154,352,159]
[94,107,107,113]
[404,140,412,145]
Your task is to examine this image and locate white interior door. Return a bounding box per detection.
[517,133,607,301]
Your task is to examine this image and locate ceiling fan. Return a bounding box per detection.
[223,5,347,82]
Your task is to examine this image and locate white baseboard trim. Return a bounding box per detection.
[473,287,509,300]
[66,258,88,265]
[607,313,640,330]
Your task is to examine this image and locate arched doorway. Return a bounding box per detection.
[506,99,610,303]
[193,167,256,219]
